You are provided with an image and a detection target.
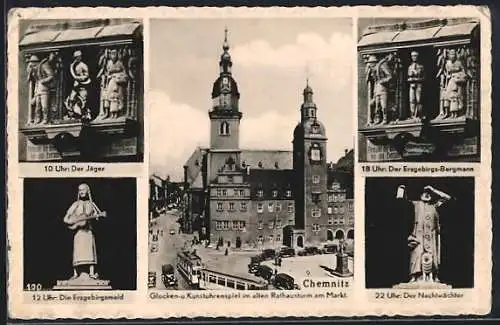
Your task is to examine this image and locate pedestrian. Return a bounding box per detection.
[160,230,163,236]
[225,248,228,256]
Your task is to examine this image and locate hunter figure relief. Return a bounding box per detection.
[26,52,59,125]
[25,46,140,126]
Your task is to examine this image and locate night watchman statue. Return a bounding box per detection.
[393,184,452,289]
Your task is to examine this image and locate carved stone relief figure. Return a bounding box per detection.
[436,48,468,120]
[97,48,129,120]
[64,50,92,122]
[126,47,139,118]
[407,51,425,121]
[365,52,397,125]
[28,52,59,125]
[465,47,479,120]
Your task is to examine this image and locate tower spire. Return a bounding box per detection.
[223,26,229,51]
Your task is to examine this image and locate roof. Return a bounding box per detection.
[150,175,164,187]
[247,169,295,199]
[328,149,354,198]
[20,19,142,47]
[183,147,207,189]
[358,18,479,48]
[196,248,266,284]
[240,150,293,170]
[333,149,354,171]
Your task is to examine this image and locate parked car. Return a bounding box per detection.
[304,246,322,256]
[273,273,299,290]
[161,264,178,288]
[255,265,274,281]
[248,262,260,274]
[250,255,264,264]
[278,247,295,258]
[261,249,276,261]
[321,244,337,254]
[148,271,157,288]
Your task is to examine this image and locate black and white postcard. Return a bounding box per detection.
[6,5,492,320]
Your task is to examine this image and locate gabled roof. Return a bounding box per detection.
[183,147,207,189]
[20,19,142,47]
[358,18,479,49]
[150,175,164,188]
[247,169,295,199]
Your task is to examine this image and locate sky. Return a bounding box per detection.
[149,18,354,181]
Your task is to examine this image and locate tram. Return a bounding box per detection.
[199,268,268,290]
[176,251,202,286]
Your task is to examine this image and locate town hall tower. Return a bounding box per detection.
[292,81,329,247]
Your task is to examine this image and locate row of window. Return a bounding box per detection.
[216,189,246,197]
[328,218,347,225]
[328,193,346,203]
[257,219,293,230]
[214,201,351,215]
[256,189,293,198]
[215,188,296,198]
[216,201,248,212]
[214,220,246,231]
[257,202,294,214]
[257,234,282,243]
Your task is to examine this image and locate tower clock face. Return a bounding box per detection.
[311,148,321,161]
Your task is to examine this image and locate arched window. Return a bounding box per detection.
[219,121,230,135]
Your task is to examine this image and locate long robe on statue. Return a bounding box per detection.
[409,201,440,277]
[66,200,98,267]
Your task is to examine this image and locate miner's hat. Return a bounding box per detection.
[73,50,83,58]
[366,55,378,63]
[28,55,40,63]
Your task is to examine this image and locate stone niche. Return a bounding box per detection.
[358,18,480,162]
[19,19,143,162]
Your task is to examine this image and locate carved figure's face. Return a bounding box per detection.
[48,52,56,62]
[110,50,118,62]
[78,87,88,99]
[78,184,89,199]
[411,52,418,62]
[448,49,456,61]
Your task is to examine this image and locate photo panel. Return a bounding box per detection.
[23,177,137,291]
[18,19,144,163]
[364,176,474,290]
[148,17,355,293]
[357,18,481,163]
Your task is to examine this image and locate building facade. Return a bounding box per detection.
[18,19,144,162]
[182,30,354,249]
[357,18,480,162]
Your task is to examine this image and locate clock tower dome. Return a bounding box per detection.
[292,81,328,246]
[209,28,242,150]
